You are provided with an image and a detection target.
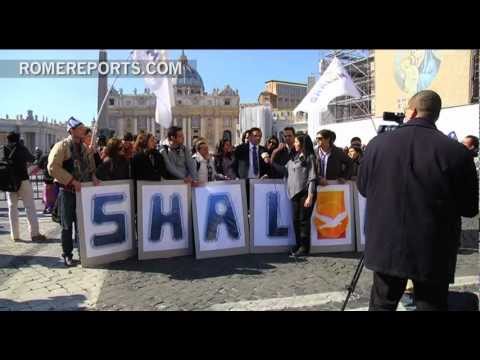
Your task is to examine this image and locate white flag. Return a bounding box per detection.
[294,57,361,115]
[132,49,175,128]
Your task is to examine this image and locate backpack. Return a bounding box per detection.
[0,145,20,192]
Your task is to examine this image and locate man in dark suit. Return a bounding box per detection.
[232,127,268,207]
[315,129,352,185]
[270,127,297,179]
[232,127,268,179]
[357,90,479,311]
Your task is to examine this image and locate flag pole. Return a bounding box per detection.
[369,115,377,134]
[90,50,133,149]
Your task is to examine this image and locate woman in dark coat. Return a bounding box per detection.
[132,133,168,181]
[95,138,130,181]
[214,139,236,180]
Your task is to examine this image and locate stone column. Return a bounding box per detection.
[187,117,192,150]
[133,117,138,135]
[34,131,40,152]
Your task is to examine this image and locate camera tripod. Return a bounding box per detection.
[341,254,365,311]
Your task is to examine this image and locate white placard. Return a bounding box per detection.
[251,181,296,251]
[193,181,249,259]
[140,183,190,256]
[77,181,135,266]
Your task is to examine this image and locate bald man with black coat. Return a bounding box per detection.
[357,90,479,311]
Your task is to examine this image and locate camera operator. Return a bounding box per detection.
[357,90,479,311]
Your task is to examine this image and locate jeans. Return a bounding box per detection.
[58,189,78,258]
[7,180,40,240]
[291,191,314,250]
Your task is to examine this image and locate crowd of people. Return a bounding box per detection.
[2,90,479,311]
[29,121,366,264]
[3,113,478,267]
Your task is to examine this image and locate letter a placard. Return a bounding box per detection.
[192,180,250,259]
[137,181,192,259]
[76,180,136,267]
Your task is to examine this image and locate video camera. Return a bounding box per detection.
[382,112,405,124]
[377,112,405,134]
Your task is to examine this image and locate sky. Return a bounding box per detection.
[0,50,328,125]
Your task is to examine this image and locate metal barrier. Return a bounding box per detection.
[0,174,45,201]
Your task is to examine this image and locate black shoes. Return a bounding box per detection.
[290,245,300,255]
[294,246,309,257]
[62,255,74,267]
[290,245,310,257]
[32,234,47,242]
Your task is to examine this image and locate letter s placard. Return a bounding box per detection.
[76,180,135,267]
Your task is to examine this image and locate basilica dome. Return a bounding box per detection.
[173,51,205,95]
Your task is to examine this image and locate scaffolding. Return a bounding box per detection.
[471,49,479,103]
[318,49,375,124]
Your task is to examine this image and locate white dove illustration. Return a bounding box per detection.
[315,211,347,229]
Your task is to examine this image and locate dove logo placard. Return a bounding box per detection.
[249,180,296,253]
[310,183,355,253]
[193,181,250,259]
[137,181,192,260]
[76,180,136,267]
[314,191,349,239]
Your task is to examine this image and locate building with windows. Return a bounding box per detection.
[103,51,240,151]
[258,80,308,134]
[0,110,65,153]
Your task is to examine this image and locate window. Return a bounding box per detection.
[109,98,115,106]
[224,99,231,106]
[177,100,182,105]
[192,116,201,128]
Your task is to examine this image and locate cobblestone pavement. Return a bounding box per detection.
[0,199,478,311]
